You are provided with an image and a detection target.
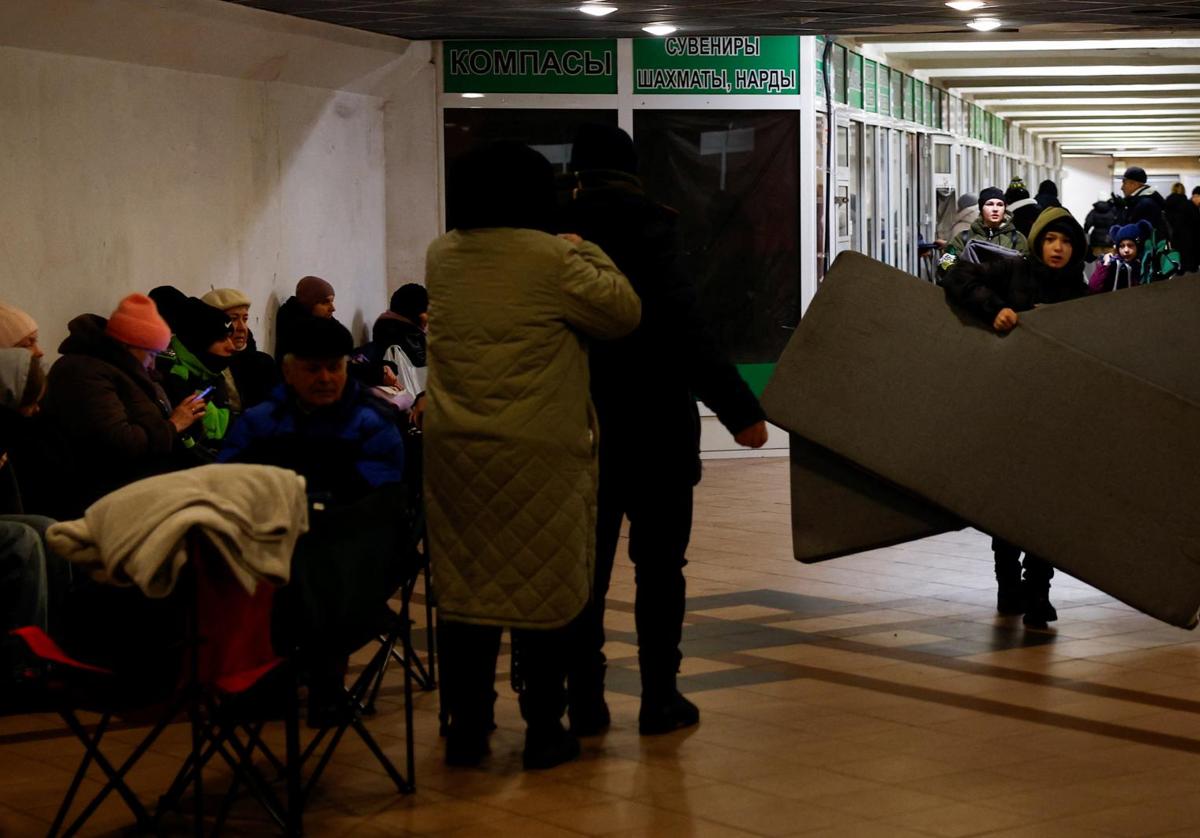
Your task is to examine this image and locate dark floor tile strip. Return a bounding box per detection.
[723,651,1200,756]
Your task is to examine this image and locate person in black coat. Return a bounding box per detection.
[558,124,768,736]
[1164,184,1200,273]
[1117,166,1168,237]
[1004,180,1041,240]
[1083,197,1120,262]
[41,295,204,519]
[274,276,337,361]
[1035,179,1062,211]
[943,207,1088,628]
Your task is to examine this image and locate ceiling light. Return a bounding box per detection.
[945,0,985,10]
[578,3,617,16]
[966,18,1002,31]
[461,93,485,99]
[642,24,677,36]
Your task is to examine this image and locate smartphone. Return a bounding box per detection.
[196,385,215,401]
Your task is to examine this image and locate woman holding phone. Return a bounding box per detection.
[156,297,237,462]
[41,294,204,518]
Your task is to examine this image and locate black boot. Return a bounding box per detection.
[1021,556,1058,628]
[639,658,698,736]
[567,664,610,737]
[522,722,580,770]
[639,691,699,736]
[993,539,1025,615]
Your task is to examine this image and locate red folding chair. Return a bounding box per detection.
[9,531,301,837]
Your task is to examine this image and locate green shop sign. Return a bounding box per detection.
[444,40,617,94]
[863,59,877,114]
[847,51,863,110]
[634,35,799,94]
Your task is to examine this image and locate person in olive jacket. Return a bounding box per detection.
[558,124,768,738]
[942,207,1088,628]
[425,140,641,771]
[40,294,204,518]
[937,187,1029,281]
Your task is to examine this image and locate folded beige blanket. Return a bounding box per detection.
[48,464,309,597]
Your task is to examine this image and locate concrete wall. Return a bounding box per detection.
[1062,155,1115,225]
[0,0,439,356]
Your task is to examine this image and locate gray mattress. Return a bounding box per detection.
[762,252,1200,628]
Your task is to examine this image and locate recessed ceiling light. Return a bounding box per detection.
[642,24,678,36]
[966,17,1002,31]
[461,93,485,99]
[579,3,617,16]
[946,0,985,10]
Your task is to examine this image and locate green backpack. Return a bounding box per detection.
[1140,230,1183,284]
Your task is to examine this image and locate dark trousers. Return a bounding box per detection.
[992,537,1054,589]
[571,477,693,701]
[438,619,570,737]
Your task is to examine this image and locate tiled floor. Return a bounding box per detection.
[4,457,1200,835]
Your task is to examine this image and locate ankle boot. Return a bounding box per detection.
[567,664,610,737]
[996,580,1026,615]
[639,690,699,735]
[1022,585,1058,628]
[522,723,580,770]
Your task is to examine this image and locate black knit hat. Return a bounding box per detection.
[174,298,232,354]
[570,123,639,175]
[446,140,555,232]
[389,283,428,320]
[148,285,188,332]
[1193,186,1200,196]
[1122,166,1147,184]
[1004,185,1030,204]
[978,187,1005,209]
[289,316,353,360]
[1038,180,1058,198]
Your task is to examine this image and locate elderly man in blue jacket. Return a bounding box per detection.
[219,316,405,499]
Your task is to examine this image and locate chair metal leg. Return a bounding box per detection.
[48,711,107,838]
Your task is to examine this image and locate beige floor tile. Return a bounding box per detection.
[809,785,954,819]
[690,604,797,621]
[844,629,952,648]
[884,800,1035,837]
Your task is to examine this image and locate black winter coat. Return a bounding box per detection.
[943,208,1088,324]
[273,297,313,361]
[559,169,765,486]
[1119,186,1168,237]
[371,314,426,370]
[228,331,279,412]
[1083,200,1119,251]
[1164,193,1200,272]
[41,315,179,517]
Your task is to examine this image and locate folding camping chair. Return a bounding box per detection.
[278,484,422,799]
[10,531,299,837]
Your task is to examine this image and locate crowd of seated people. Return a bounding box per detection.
[2,131,776,773]
[0,278,424,706]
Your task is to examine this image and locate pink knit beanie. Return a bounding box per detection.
[0,302,38,348]
[105,294,172,352]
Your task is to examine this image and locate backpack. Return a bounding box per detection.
[1140,230,1183,284]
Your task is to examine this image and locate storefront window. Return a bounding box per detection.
[634,110,800,365]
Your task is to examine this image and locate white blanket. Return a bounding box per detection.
[48,464,309,597]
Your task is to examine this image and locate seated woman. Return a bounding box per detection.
[158,297,237,462]
[41,294,204,519]
[201,288,279,413]
[1,348,70,645]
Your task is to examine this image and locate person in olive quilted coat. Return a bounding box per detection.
[424,141,641,771]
